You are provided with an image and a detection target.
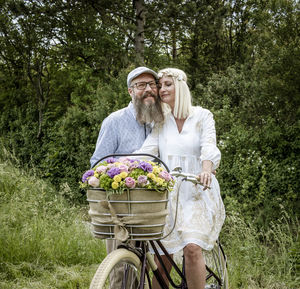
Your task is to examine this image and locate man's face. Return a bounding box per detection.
[128,73,158,105]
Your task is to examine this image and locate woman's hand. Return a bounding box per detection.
[198,171,212,190]
[198,160,213,190]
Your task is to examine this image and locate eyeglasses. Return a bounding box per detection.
[131,81,157,90]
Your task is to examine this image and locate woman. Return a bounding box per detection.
[135,68,225,289]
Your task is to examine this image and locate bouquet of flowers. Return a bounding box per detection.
[81,157,175,194]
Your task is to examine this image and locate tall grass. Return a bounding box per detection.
[0,160,106,288]
[0,156,298,288]
[221,207,299,288]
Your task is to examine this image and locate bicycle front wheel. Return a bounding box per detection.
[89,248,150,289]
[204,242,229,289]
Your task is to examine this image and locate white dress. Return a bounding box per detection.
[136,106,225,253]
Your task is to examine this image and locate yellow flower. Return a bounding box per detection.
[94,173,99,178]
[156,177,164,185]
[114,162,121,166]
[152,166,160,174]
[113,175,122,182]
[120,172,128,179]
[147,173,155,179]
[112,182,119,189]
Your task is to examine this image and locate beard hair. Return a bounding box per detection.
[133,92,164,124]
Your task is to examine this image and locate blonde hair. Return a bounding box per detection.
[158,68,192,119]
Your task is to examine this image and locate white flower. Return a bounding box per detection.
[88,176,100,187]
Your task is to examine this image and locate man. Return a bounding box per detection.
[90,66,164,287]
[90,66,163,168]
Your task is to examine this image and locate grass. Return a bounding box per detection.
[0,158,298,288]
[221,210,299,288]
[0,161,106,288]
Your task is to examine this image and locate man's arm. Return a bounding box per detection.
[90,117,118,168]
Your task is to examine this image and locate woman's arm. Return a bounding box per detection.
[133,126,159,157]
[199,110,221,171]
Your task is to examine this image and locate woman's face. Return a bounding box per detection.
[158,76,175,109]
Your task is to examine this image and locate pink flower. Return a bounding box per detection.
[137,175,148,186]
[88,176,100,187]
[159,171,171,181]
[118,164,129,173]
[129,162,139,171]
[119,157,130,163]
[125,177,136,188]
[107,163,114,169]
[96,166,107,173]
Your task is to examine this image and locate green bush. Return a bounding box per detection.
[193,65,299,227]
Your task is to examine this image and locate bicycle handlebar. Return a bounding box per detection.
[170,167,211,189]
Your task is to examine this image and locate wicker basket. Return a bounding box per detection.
[87,188,169,241]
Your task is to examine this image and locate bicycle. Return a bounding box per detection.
[87,154,228,289]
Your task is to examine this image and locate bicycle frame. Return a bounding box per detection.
[118,238,226,289]
[119,240,187,289]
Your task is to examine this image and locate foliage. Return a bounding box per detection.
[194,63,299,227]
[0,0,299,224]
[0,1,298,287]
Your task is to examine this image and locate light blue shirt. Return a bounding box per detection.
[90,102,152,167]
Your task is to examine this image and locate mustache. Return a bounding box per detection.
[142,92,157,99]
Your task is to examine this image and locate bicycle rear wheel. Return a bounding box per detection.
[204,242,228,289]
[89,248,150,289]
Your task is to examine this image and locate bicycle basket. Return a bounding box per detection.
[87,188,169,241]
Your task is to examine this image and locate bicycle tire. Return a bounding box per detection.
[89,248,150,289]
[204,242,229,289]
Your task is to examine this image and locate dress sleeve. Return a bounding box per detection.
[134,126,159,157]
[199,110,221,171]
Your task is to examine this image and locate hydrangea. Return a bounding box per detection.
[82,170,94,183]
[106,157,117,163]
[138,161,153,172]
[107,167,121,178]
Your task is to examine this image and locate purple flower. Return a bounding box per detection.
[106,157,117,164]
[107,167,121,178]
[137,175,148,186]
[129,162,139,170]
[138,161,153,172]
[125,177,136,188]
[82,170,94,183]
